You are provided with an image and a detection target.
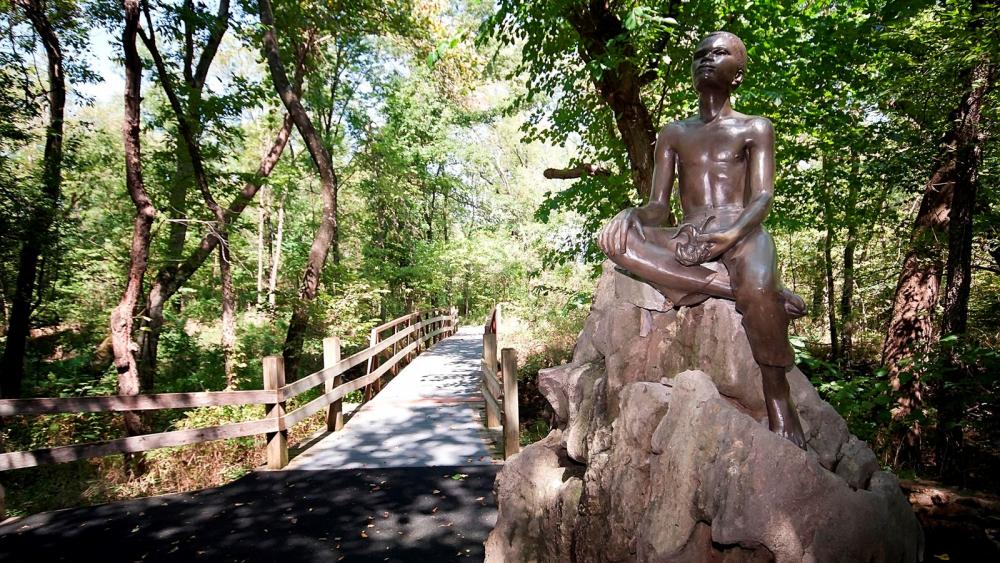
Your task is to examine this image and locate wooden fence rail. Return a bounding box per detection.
[0,308,460,472]
[481,304,520,459]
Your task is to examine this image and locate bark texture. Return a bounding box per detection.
[111,0,154,444]
[882,60,994,466]
[258,0,339,379]
[543,164,612,179]
[0,0,65,398]
[935,61,994,478]
[563,3,659,206]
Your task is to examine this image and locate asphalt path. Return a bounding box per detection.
[0,465,499,562]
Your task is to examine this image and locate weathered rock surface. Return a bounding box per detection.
[485,262,923,563]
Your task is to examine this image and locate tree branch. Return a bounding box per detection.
[192,0,230,89]
[543,164,612,179]
[973,264,1000,275]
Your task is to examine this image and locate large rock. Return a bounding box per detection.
[486,262,923,562]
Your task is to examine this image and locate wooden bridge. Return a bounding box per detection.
[0,307,522,561]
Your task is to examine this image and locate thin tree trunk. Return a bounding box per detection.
[882,61,993,468]
[256,186,268,309]
[258,0,338,379]
[219,232,237,386]
[111,0,154,463]
[810,245,824,322]
[824,229,838,360]
[936,61,994,479]
[268,195,285,311]
[165,131,194,264]
[0,0,65,399]
[840,154,860,360]
[821,156,839,360]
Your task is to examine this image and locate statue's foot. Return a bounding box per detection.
[782,288,807,319]
[768,399,807,450]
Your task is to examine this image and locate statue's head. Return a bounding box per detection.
[691,31,747,93]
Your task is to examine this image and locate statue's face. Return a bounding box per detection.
[691,34,745,92]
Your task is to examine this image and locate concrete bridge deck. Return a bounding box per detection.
[287,325,497,469]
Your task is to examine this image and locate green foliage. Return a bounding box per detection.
[793,335,892,442]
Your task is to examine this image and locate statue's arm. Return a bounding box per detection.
[697,118,775,258]
[737,117,776,234]
[636,126,676,224]
[598,126,675,256]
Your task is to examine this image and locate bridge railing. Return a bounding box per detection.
[0,308,460,472]
[481,304,520,459]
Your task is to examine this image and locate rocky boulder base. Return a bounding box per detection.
[485,262,923,562]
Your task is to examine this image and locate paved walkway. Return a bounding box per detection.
[0,466,499,562]
[287,326,497,470]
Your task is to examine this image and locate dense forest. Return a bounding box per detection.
[0,0,997,519]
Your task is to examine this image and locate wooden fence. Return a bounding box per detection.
[481,304,520,459]
[0,308,459,472]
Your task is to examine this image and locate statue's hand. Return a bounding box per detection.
[695,227,741,261]
[598,208,645,257]
[674,222,712,266]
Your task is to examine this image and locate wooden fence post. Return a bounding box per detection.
[416,311,425,353]
[365,328,378,403]
[501,347,520,459]
[323,336,343,432]
[483,333,501,428]
[263,356,288,469]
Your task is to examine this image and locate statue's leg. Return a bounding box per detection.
[722,227,806,449]
[613,226,735,300]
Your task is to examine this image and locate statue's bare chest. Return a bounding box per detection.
[674,121,751,167]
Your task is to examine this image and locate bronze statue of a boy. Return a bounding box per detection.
[598,31,807,448]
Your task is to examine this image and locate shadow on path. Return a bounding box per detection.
[0,465,498,562]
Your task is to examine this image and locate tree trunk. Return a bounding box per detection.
[139,5,237,386]
[0,0,65,399]
[165,130,194,264]
[258,0,339,379]
[133,0,229,389]
[112,0,154,460]
[840,154,860,360]
[563,3,660,209]
[882,61,993,468]
[821,157,839,361]
[824,229,838,360]
[936,61,994,480]
[256,186,269,309]
[219,229,237,387]
[135,113,293,386]
[268,195,285,311]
